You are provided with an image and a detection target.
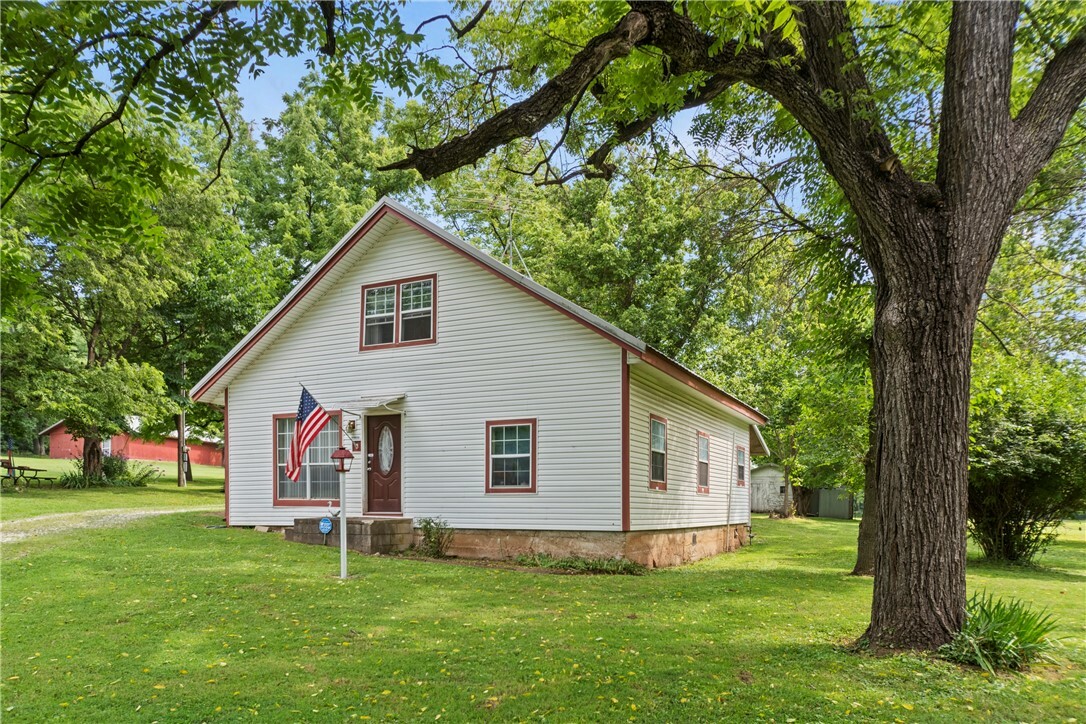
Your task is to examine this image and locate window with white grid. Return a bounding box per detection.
[276,415,341,500]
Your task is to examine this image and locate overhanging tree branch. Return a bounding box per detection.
[415,1,492,38]
[1,0,238,209]
[318,0,337,56]
[202,96,234,192]
[380,10,651,178]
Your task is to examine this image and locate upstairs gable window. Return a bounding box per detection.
[400,279,433,341]
[360,275,436,350]
[363,285,396,345]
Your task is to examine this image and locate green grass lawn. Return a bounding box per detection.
[0,455,223,521]
[1,515,1082,722]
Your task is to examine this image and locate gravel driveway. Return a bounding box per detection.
[0,507,221,543]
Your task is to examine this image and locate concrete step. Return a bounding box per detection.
[285,516,413,554]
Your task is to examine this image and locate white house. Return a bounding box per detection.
[191,198,769,567]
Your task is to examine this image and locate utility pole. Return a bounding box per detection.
[178,357,187,488]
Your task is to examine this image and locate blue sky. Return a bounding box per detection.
[235,1,456,125]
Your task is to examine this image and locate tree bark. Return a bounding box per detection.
[862,215,992,648]
[851,402,878,576]
[781,432,796,517]
[83,435,103,481]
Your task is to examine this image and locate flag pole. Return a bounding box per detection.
[298,383,358,579]
[297,382,359,442]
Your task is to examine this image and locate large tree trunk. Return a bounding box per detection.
[852,404,879,576]
[863,230,986,649]
[781,432,796,517]
[852,349,879,576]
[83,435,103,481]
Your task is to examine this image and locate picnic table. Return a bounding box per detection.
[1,460,55,488]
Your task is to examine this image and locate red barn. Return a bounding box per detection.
[38,421,223,467]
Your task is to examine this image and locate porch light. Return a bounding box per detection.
[331,446,355,473]
[330,445,355,580]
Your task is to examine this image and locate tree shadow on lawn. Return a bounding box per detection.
[966,555,1083,583]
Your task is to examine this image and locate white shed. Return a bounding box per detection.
[191,199,770,567]
[751,463,788,514]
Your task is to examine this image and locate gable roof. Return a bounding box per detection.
[190,198,767,428]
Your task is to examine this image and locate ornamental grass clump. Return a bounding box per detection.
[939,592,1060,675]
[58,454,159,489]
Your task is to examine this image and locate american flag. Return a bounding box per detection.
[286,387,331,482]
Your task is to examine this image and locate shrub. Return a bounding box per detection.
[939,592,1060,675]
[968,358,1086,562]
[416,517,454,557]
[101,453,129,482]
[514,553,647,575]
[59,454,159,489]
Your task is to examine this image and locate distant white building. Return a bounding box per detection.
[750,463,788,514]
[191,199,771,567]
[750,463,853,519]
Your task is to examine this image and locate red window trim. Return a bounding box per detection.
[736,443,747,487]
[272,410,343,507]
[359,273,438,351]
[696,430,711,495]
[485,418,537,494]
[649,414,668,491]
[223,388,230,525]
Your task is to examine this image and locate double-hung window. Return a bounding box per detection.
[399,279,433,342]
[361,275,436,349]
[274,413,341,503]
[649,415,667,490]
[697,432,710,494]
[736,446,747,487]
[363,285,396,346]
[486,419,536,493]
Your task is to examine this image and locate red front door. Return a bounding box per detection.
[367,415,401,513]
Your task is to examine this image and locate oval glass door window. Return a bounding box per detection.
[377,425,394,473]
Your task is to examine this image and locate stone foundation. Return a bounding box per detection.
[285,517,413,554]
[441,523,749,568]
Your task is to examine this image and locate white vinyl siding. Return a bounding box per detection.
[628,363,752,530]
[225,219,622,529]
